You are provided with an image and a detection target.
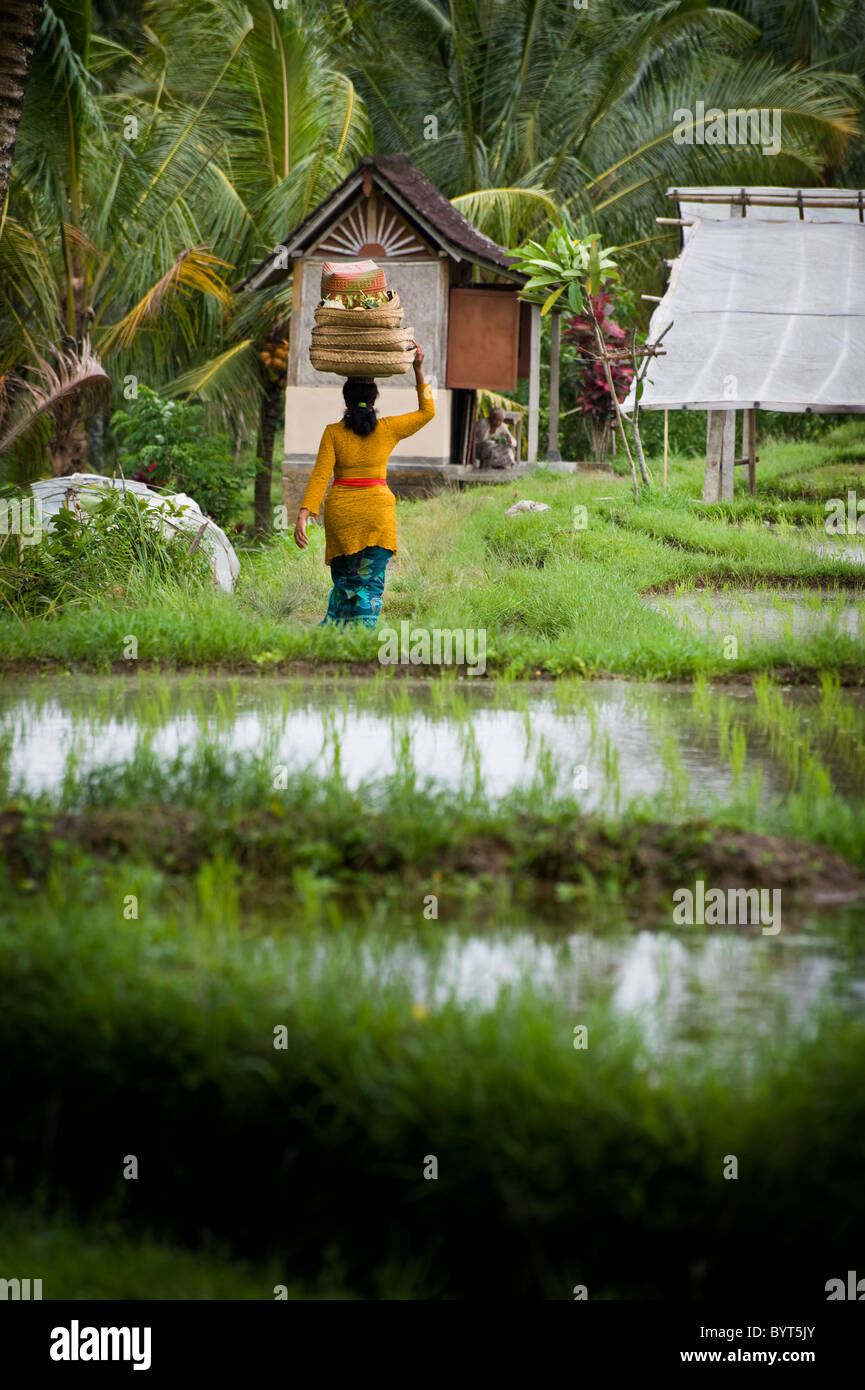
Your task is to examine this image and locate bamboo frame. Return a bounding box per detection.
[667,408,675,492]
[668,189,865,221]
[547,310,561,461]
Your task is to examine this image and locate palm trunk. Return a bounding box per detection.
[0,1,44,214]
[50,418,89,476]
[254,377,281,537]
[86,406,105,472]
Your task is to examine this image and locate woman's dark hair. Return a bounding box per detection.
[342,379,379,437]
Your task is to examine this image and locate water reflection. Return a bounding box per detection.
[2,673,864,811]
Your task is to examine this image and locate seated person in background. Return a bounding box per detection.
[475,407,517,469]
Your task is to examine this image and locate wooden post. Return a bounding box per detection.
[746,408,756,495]
[720,410,736,500]
[527,302,541,466]
[547,310,561,461]
[663,409,669,489]
[464,389,477,469]
[702,409,737,501]
[287,260,303,387]
[702,411,723,502]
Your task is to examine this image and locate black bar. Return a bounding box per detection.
[2,1301,863,1377]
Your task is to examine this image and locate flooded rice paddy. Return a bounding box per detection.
[2,671,865,809]
[647,587,865,641]
[258,916,865,1054]
[4,672,864,1046]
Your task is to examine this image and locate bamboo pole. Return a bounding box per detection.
[668,190,864,210]
[527,303,541,465]
[663,410,669,489]
[547,310,561,461]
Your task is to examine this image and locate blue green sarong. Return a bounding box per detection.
[321,545,393,628]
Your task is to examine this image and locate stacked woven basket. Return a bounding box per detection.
[309,260,415,378]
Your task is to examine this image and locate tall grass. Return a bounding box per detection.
[2,434,864,678]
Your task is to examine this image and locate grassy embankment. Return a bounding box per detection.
[2,427,865,678]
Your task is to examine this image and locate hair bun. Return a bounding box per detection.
[341,379,379,437]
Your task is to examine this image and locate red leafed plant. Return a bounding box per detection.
[562,293,633,463]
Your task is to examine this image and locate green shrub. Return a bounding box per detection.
[111,386,252,529]
[0,487,210,617]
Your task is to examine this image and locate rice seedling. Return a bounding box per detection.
[730,724,747,783]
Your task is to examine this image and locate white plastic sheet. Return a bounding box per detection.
[630,201,865,413]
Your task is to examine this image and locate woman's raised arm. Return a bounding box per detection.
[387,342,435,442]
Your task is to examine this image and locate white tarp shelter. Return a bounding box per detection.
[29,474,240,592]
[628,187,865,497]
[635,187,865,413]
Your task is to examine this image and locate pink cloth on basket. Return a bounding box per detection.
[321,260,387,298]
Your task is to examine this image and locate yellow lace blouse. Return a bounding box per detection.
[301,381,435,564]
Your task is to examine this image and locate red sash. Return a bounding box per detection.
[332,477,387,487]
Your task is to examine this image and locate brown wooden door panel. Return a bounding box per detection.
[446,288,520,390]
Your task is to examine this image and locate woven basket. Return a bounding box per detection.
[311,324,414,349]
[309,346,415,378]
[314,291,402,329]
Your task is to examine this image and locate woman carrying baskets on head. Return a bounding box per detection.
[294,343,434,627]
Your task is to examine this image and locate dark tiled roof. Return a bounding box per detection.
[235,153,518,291]
[371,154,512,268]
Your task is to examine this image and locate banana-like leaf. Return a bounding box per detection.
[522,273,561,291]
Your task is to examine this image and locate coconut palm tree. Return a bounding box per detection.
[141,0,372,534]
[336,0,861,280]
[0,0,242,475]
[723,0,865,68]
[721,0,865,182]
[0,1,44,215]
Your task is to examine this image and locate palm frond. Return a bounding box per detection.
[0,339,110,455]
[98,248,233,354]
[451,186,559,243]
[478,389,526,417]
[163,338,260,403]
